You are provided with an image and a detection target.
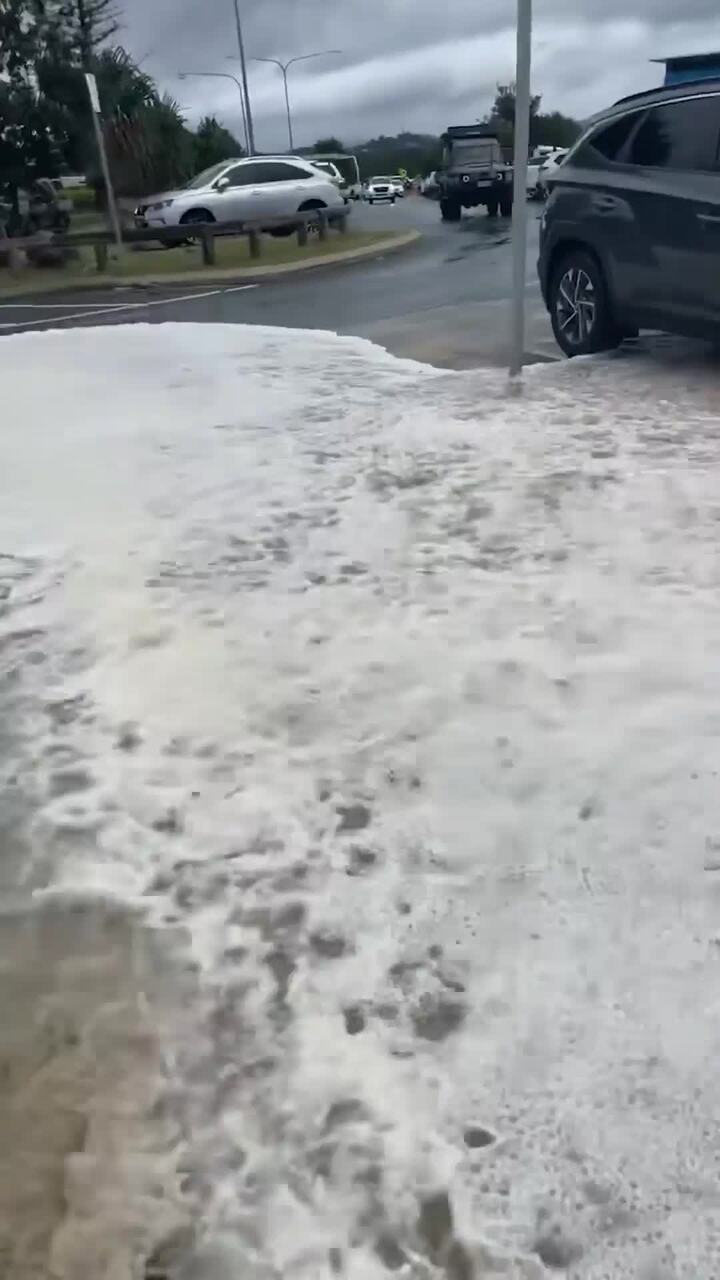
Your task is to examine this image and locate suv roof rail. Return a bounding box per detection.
[613,77,720,108]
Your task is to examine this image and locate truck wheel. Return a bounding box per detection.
[499,193,512,217]
[440,198,461,222]
[486,198,498,217]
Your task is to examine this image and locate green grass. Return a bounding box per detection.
[67,185,96,211]
[0,229,404,297]
[70,208,107,233]
[106,229,385,275]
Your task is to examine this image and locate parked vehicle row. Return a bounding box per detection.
[417,145,568,208]
[539,78,720,356]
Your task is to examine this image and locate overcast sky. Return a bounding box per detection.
[119,0,720,151]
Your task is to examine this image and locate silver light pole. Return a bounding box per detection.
[509,0,532,378]
[248,51,341,152]
[231,0,256,155]
[179,71,249,154]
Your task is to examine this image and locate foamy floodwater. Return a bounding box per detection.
[2,323,720,1279]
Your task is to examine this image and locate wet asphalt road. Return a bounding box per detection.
[0,197,554,368]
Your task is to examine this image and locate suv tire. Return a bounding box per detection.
[549,248,621,357]
[486,197,498,217]
[440,198,461,222]
[499,192,512,217]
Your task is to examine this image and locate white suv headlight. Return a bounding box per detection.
[149,199,174,211]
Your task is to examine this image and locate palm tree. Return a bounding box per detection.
[37,46,193,200]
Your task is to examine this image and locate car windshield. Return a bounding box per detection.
[371,176,392,183]
[183,161,232,191]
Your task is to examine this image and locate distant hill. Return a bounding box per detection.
[353,132,442,179]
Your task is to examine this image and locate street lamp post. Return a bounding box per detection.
[509,0,532,378]
[249,51,341,152]
[231,0,256,155]
[178,71,249,154]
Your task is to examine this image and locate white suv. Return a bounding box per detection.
[135,156,347,230]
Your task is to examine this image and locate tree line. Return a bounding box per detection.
[0,0,244,207]
[481,82,582,152]
[1,8,583,211]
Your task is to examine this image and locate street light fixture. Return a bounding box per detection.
[246,50,342,152]
[178,70,249,155]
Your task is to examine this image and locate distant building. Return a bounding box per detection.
[651,51,720,87]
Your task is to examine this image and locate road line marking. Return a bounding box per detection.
[0,301,131,310]
[0,284,258,331]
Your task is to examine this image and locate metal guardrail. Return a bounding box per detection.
[0,209,349,272]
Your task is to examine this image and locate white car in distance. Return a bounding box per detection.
[363,176,402,204]
[536,149,568,198]
[135,156,348,232]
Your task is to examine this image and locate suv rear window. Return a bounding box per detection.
[629,96,720,171]
[227,161,312,186]
[256,162,312,182]
[588,111,641,161]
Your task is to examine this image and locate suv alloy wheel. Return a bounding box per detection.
[548,248,621,357]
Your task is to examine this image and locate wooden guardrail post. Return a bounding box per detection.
[1,212,352,275]
[200,228,215,266]
[7,243,24,271]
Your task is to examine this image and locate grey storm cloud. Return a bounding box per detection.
[118,0,720,149]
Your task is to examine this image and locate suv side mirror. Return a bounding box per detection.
[215,176,230,191]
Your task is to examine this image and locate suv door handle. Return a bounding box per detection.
[697,212,720,224]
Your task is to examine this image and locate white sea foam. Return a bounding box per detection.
[1,323,719,1277]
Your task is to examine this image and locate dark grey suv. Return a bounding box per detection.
[538,80,720,356]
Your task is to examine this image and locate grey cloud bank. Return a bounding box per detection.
[122,0,719,148]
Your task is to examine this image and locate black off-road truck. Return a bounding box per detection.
[437,126,513,221]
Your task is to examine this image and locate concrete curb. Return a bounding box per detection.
[0,230,421,301]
